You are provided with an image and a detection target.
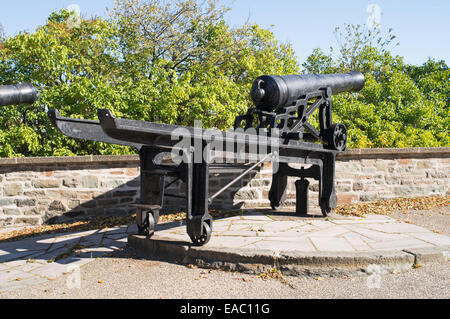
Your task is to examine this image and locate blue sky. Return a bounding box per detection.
[0,0,448,66]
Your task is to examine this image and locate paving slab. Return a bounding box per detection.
[0,269,37,285]
[0,223,133,291]
[13,262,46,273]
[129,211,450,276]
[100,226,128,234]
[30,262,75,280]
[0,250,38,263]
[101,238,128,250]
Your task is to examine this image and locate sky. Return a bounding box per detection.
[0,0,448,66]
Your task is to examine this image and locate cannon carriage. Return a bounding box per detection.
[0,71,365,246]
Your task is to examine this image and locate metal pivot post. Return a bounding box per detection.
[295,178,310,216]
[186,145,213,246]
[268,163,288,210]
[134,146,168,237]
[319,153,338,216]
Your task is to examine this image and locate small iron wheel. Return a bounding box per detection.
[321,207,332,217]
[270,202,283,210]
[137,213,155,237]
[328,123,348,151]
[190,222,212,246]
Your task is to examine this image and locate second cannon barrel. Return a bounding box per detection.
[251,71,365,112]
[0,83,38,107]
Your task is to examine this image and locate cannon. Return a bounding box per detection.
[48,71,365,246]
[251,71,365,112]
[238,71,365,152]
[0,83,38,107]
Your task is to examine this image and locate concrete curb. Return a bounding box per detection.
[403,246,449,265]
[128,235,450,277]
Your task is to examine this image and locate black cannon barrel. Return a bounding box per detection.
[251,71,365,111]
[0,83,38,107]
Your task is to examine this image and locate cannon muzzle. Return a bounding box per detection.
[0,83,38,107]
[251,71,365,112]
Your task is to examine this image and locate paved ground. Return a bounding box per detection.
[0,207,448,299]
[1,245,449,299]
[141,209,450,254]
[0,225,136,291]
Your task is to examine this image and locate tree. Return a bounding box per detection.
[330,23,399,72]
[0,11,129,157]
[302,23,449,149]
[0,1,300,157]
[110,0,299,129]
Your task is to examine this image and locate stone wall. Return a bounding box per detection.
[0,156,141,226]
[0,148,448,227]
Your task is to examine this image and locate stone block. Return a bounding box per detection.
[68,200,81,209]
[81,176,98,189]
[15,199,36,207]
[0,217,14,226]
[23,190,46,197]
[3,208,21,216]
[125,167,139,176]
[13,217,40,225]
[360,193,379,202]
[234,189,260,200]
[352,182,364,191]
[63,178,80,188]
[338,193,359,205]
[0,198,15,206]
[48,200,67,212]
[101,179,125,188]
[33,179,61,189]
[4,183,23,196]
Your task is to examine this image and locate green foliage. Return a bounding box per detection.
[1,8,448,157]
[0,0,299,157]
[303,24,449,149]
[0,11,133,157]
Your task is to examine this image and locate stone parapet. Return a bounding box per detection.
[0,148,449,226]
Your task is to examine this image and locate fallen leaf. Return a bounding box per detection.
[334,195,449,217]
[313,277,324,281]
